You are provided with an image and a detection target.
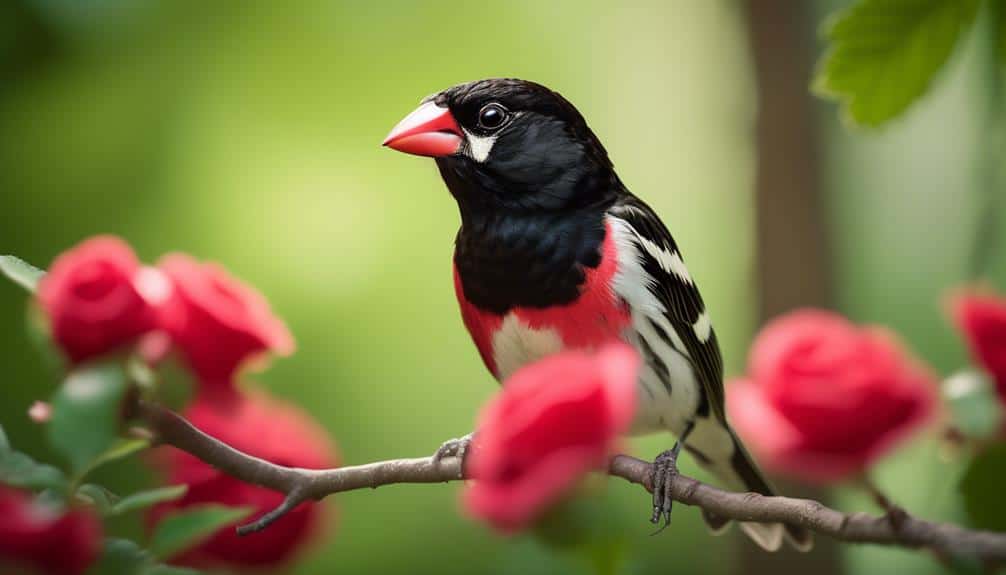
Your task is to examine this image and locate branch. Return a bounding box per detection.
[135,400,1006,563]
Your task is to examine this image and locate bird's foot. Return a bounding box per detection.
[432,432,474,478]
[649,443,682,535]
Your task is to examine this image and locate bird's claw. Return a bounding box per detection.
[432,433,474,478]
[649,444,681,535]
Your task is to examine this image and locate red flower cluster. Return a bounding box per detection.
[37,236,294,397]
[950,290,1006,406]
[38,237,161,364]
[159,254,294,391]
[35,236,336,569]
[728,310,938,484]
[150,392,337,568]
[464,343,638,531]
[0,486,101,575]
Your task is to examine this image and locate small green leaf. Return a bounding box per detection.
[961,443,1006,531]
[0,423,9,450]
[943,370,1003,438]
[0,255,45,293]
[78,483,119,513]
[79,438,151,479]
[0,447,67,491]
[149,505,252,560]
[88,539,203,575]
[813,0,980,127]
[49,362,130,474]
[111,485,188,516]
[89,538,149,575]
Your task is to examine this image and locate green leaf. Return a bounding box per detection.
[943,370,1003,438]
[0,447,67,491]
[79,438,151,479]
[78,483,119,513]
[0,423,9,450]
[88,538,148,575]
[111,485,188,516]
[813,0,980,127]
[49,362,130,474]
[148,504,252,560]
[88,539,202,575]
[0,255,45,293]
[961,443,1006,531]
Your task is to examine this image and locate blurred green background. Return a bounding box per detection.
[1,1,1004,574]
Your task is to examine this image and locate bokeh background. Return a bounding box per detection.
[2,1,1004,574]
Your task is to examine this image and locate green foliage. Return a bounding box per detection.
[49,362,130,475]
[148,505,253,560]
[110,485,189,516]
[90,538,201,575]
[814,0,980,127]
[0,433,67,491]
[943,370,1004,439]
[0,254,45,293]
[960,443,1006,531]
[79,484,189,517]
[78,483,119,513]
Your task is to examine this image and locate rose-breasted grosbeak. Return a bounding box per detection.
[383,78,811,551]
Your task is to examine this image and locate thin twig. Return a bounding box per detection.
[135,400,1006,564]
[858,475,908,529]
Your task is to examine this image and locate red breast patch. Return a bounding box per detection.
[453,221,631,378]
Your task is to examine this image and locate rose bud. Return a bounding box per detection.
[149,391,336,568]
[0,486,102,575]
[728,309,938,484]
[37,236,164,363]
[158,254,294,396]
[464,343,638,532]
[950,290,1006,405]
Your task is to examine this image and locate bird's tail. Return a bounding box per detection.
[688,427,813,552]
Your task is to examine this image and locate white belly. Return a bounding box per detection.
[491,313,565,380]
[490,311,698,439]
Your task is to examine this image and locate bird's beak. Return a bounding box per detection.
[382,101,463,157]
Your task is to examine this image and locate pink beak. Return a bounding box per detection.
[383,101,463,157]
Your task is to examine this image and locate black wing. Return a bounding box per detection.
[608,194,727,423]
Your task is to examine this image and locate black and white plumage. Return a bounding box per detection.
[384,78,812,551]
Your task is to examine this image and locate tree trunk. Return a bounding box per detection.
[743,1,839,573]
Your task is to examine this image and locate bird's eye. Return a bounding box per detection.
[477,103,508,130]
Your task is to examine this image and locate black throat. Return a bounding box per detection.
[453,209,608,314]
[440,157,620,315]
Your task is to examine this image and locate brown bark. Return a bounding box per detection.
[746,1,838,573]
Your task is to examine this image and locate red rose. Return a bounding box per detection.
[464,343,638,532]
[38,236,165,363]
[149,391,336,568]
[728,309,938,484]
[158,254,294,394]
[950,290,1006,403]
[0,486,102,575]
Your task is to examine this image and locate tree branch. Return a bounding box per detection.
[135,400,1006,563]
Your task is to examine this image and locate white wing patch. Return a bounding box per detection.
[636,235,693,284]
[608,216,700,436]
[462,129,498,163]
[693,311,712,343]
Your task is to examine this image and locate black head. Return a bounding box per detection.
[384,79,620,214]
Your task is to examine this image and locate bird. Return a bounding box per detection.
[382,78,811,552]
